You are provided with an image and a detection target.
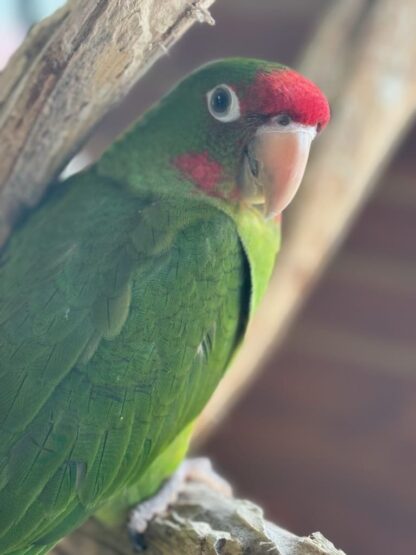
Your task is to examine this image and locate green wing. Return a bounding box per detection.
[0,172,250,553]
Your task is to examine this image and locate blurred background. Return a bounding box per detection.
[1,1,416,554]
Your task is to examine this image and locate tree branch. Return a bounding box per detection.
[54,483,345,555]
[0,0,215,246]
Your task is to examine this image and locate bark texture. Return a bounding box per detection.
[54,483,346,555]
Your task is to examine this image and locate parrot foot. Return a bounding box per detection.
[128,457,232,547]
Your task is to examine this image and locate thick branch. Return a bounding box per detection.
[54,483,345,555]
[296,0,368,100]
[0,0,215,246]
[196,0,416,440]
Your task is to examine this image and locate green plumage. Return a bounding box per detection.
[0,59,282,553]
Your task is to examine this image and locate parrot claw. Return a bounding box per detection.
[128,457,232,544]
[178,457,233,497]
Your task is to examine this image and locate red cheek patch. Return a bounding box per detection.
[173,151,223,192]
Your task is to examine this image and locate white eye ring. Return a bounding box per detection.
[206,84,241,122]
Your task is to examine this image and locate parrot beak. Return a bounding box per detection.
[240,120,317,219]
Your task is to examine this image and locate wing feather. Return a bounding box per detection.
[0,175,250,554]
[0,175,141,551]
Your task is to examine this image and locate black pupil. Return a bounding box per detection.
[211,87,231,114]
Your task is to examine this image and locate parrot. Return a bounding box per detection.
[0,57,330,554]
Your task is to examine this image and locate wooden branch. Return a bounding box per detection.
[296,0,367,100]
[0,0,215,247]
[196,0,416,440]
[54,483,346,555]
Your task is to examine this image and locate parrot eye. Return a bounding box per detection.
[207,84,240,122]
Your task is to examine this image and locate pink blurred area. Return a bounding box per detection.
[0,27,26,70]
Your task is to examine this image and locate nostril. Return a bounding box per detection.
[275,113,292,127]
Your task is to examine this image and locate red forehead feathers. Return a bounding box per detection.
[244,69,330,129]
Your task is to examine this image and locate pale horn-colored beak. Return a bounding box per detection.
[240,119,317,219]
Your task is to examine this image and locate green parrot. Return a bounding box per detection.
[0,58,329,554]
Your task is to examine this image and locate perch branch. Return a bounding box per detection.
[54,483,346,555]
[196,0,416,440]
[296,0,368,101]
[0,0,216,246]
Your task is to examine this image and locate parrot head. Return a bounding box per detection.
[101,58,330,219]
[160,58,330,218]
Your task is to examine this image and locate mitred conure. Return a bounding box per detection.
[0,58,329,554]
